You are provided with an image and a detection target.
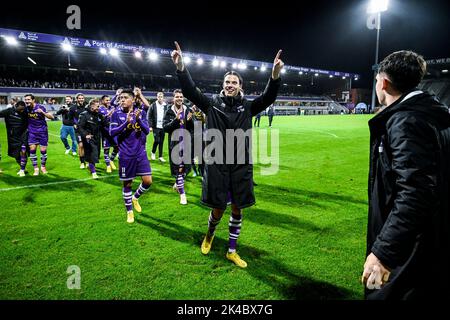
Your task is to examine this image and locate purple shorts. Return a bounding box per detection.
[28,131,48,146]
[119,153,152,181]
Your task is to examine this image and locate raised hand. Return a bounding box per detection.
[272,50,284,80]
[135,108,142,119]
[187,112,192,121]
[171,41,185,71]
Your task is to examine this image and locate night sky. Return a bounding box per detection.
[2,0,449,88]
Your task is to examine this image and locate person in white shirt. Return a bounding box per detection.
[148,92,167,162]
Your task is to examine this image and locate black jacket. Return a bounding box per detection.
[176,68,280,209]
[78,109,106,144]
[366,90,450,300]
[163,104,194,176]
[56,105,75,126]
[0,106,28,158]
[70,103,87,130]
[148,101,167,130]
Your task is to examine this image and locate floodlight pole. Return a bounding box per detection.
[370,12,381,113]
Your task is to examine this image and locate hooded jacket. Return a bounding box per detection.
[366,90,450,300]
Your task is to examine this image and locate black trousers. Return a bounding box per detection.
[152,128,165,157]
[254,117,260,127]
[268,115,274,126]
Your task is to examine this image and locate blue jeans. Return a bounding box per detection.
[60,125,77,152]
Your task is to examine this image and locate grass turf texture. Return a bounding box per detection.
[0,115,372,299]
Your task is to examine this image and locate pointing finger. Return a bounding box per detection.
[174,41,181,52]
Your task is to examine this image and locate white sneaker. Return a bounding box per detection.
[180,193,187,205]
[17,170,25,177]
[80,163,85,169]
[33,168,39,176]
[151,153,156,160]
[65,149,70,155]
[159,157,166,163]
[127,211,135,223]
[92,172,99,179]
[72,151,77,156]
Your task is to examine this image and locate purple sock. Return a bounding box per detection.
[228,213,242,253]
[208,211,221,236]
[40,150,47,167]
[30,149,38,168]
[122,186,133,212]
[104,148,110,166]
[134,183,151,199]
[88,163,96,173]
[176,173,185,194]
[20,146,27,170]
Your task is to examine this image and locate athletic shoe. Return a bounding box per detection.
[106,165,112,173]
[33,168,39,176]
[180,193,187,205]
[159,157,166,163]
[226,252,248,268]
[201,234,215,255]
[110,161,116,170]
[40,166,48,175]
[132,196,142,213]
[92,172,99,179]
[80,163,85,169]
[72,152,77,156]
[17,170,25,177]
[65,149,70,155]
[192,171,197,177]
[151,153,156,160]
[127,211,134,223]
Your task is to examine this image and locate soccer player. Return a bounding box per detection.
[0,101,29,176]
[56,96,77,156]
[171,42,283,268]
[24,94,54,175]
[78,99,106,179]
[110,89,152,223]
[163,89,194,205]
[133,87,151,110]
[148,92,168,162]
[99,95,118,173]
[70,93,88,168]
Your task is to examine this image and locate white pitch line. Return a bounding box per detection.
[0,175,115,192]
[299,128,339,138]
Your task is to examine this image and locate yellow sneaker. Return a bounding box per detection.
[110,161,117,170]
[201,234,215,255]
[127,211,134,223]
[132,196,142,213]
[106,165,112,173]
[226,252,247,268]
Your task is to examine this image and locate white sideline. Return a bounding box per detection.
[0,175,115,192]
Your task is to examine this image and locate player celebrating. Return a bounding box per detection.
[110,89,152,223]
[171,42,283,268]
[78,99,106,179]
[24,94,54,175]
[0,101,29,176]
[163,89,194,205]
[71,93,88,168]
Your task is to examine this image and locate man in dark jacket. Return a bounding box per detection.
[78,99,106,179]
[163,89,194,205]
[0,101,29,176]
[56,96,77,156]
[148,92,168,162]
[362,50,450,300]
[70,93,87,169]
[171,42,283,268]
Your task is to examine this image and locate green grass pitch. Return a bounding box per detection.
[0,114,372,300]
